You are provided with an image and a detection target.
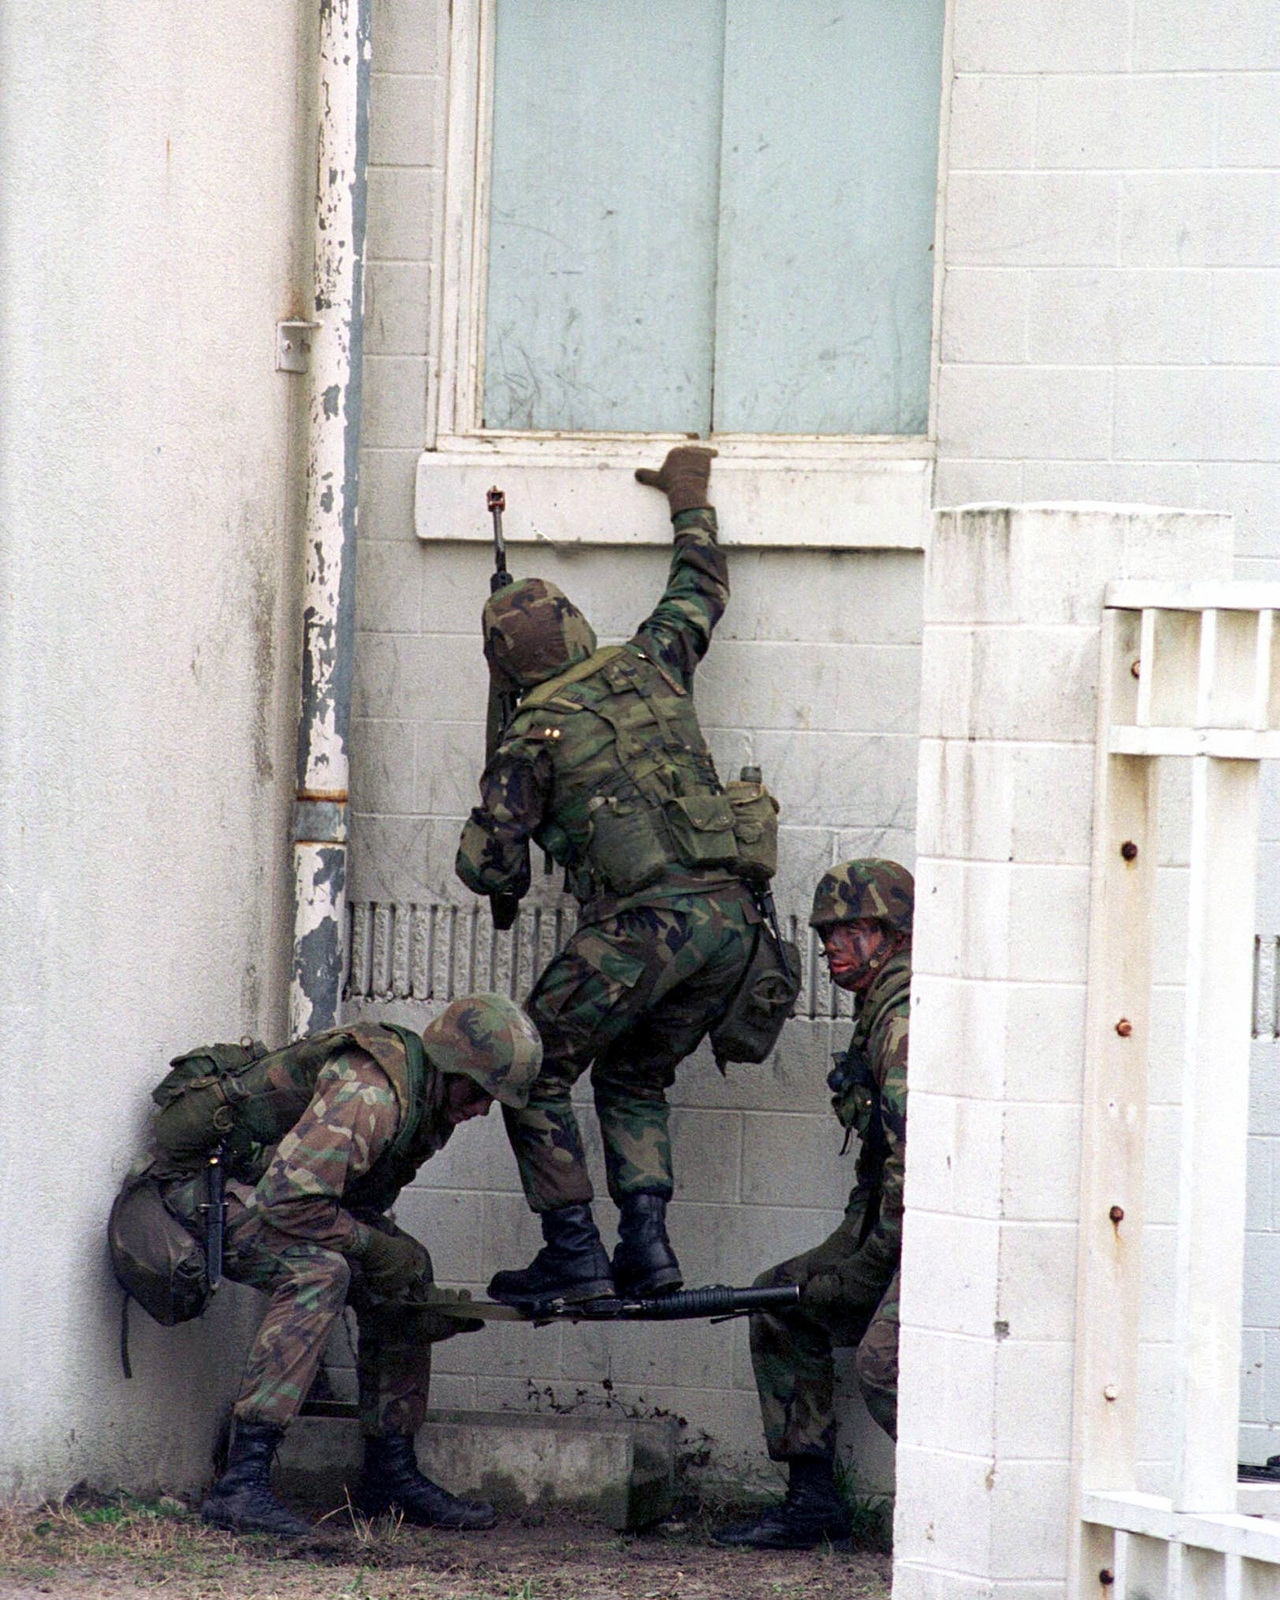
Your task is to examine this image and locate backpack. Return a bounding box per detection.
[108,1160,210,1331]
[107,1038,269,1371]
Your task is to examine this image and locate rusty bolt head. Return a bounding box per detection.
[1100,1570,1115,1587]
[1120,840,1138,861]
[1109,1205,1125,1224]
[1115,1018,1133,1038]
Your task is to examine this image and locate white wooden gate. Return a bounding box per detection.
[1070,583,1280,1597]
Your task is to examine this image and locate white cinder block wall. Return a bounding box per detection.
[893,506,1233,1599]
[933,0,1280,1472]
[350,0,1280,1495]
[349,0,919,1487]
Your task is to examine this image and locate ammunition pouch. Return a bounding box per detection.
[584,797,672,895]
[709,923,802,1069]
[662,792,738,868]
[107,1161,210,1327]
[584,782,781,898]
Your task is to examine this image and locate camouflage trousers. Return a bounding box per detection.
[507,885,757,1212]
[750,1209,899,1457]
[165,1181,463,1435]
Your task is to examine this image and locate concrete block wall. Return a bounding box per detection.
[935,0,1280,1474]
[893,505,1234,1598]
[352,0,1280,1501]
[345,534,920,1487]
[349,0,922,1485]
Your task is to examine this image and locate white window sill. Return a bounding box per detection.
[415,436,933,551]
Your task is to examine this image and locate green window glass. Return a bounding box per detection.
[484,0,944,437]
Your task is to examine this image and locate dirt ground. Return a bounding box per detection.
[0,1492,892,1600]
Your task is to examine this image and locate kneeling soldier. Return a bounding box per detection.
[717,861,912,1550]
[153,995,541,1539]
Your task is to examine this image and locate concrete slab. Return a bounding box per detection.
[276,1408,678,1531]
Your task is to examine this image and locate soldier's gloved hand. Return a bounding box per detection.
[421,1285,484,1338]
[798,1268,845,1321]
[358,1229,431,1298]
[635,446,718,516]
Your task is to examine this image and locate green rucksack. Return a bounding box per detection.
[107,1038,270,1370]
[149,1038,271,1165]
[108,1158,210,1330]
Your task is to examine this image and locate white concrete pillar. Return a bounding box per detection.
[893,505,1233,1599]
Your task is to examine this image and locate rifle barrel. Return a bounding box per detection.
[621,1283,800,1320]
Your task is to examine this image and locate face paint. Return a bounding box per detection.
[821,919,894,994]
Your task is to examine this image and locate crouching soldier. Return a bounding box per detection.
[150,995,541,1539]
[717,861,912,1550]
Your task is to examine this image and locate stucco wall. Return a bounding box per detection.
[0,0,311,1498]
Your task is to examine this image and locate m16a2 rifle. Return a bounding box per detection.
[416,1282,801,1326]
[484,487,521,932]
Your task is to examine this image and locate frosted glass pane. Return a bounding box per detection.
[713,0,944,434]
[484,1,725,434]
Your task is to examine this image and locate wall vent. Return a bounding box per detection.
[344,899,855,1022]
[1253,934,1280,1041]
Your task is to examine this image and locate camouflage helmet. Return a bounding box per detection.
[421,993,542,1110]
[482,578,598,691]
[810,859,914,935]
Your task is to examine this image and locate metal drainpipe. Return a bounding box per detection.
[290,0,371,1038]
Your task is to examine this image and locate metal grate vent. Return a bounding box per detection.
[344,899,855,1022]
[1253,934,1280,1040]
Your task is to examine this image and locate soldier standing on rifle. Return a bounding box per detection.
[717,860,913,1551]
[456,447,760,1313]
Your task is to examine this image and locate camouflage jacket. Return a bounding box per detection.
[829,948,911,1292]
[197,1027,453,1257]
[456,509,735,913]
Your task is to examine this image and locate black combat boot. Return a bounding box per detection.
[714,1455,852,1550]
[200,1420,314,1539]
[612,1191,683,1297]
[487,1203,617,1313]
[354,1433,497,1530]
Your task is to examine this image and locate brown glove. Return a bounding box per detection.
[358,1229,430,1298]
[635,446,717,516]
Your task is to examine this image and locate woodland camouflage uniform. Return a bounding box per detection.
[750,943,910,1452]
[159,1000,537,1435]
[456,504,757,1219]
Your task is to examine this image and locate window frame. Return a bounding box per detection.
[420,0,950,549]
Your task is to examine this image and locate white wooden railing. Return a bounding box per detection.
[1070,583,1280,1598]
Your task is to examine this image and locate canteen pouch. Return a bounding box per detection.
[663,792,738,869]
[724,778,780,884]
[709,926,802,1069]
[108,1162,210,1326]
[150,1039,270,1164]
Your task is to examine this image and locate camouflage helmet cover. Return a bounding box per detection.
[810,859,914,935]
[422,993,543,1109]
[482,578,598,691]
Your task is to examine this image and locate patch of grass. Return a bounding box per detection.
[833,1461,893,1555]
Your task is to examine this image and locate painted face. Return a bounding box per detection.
[820,918,893,994]
[444,1076,495,1125]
